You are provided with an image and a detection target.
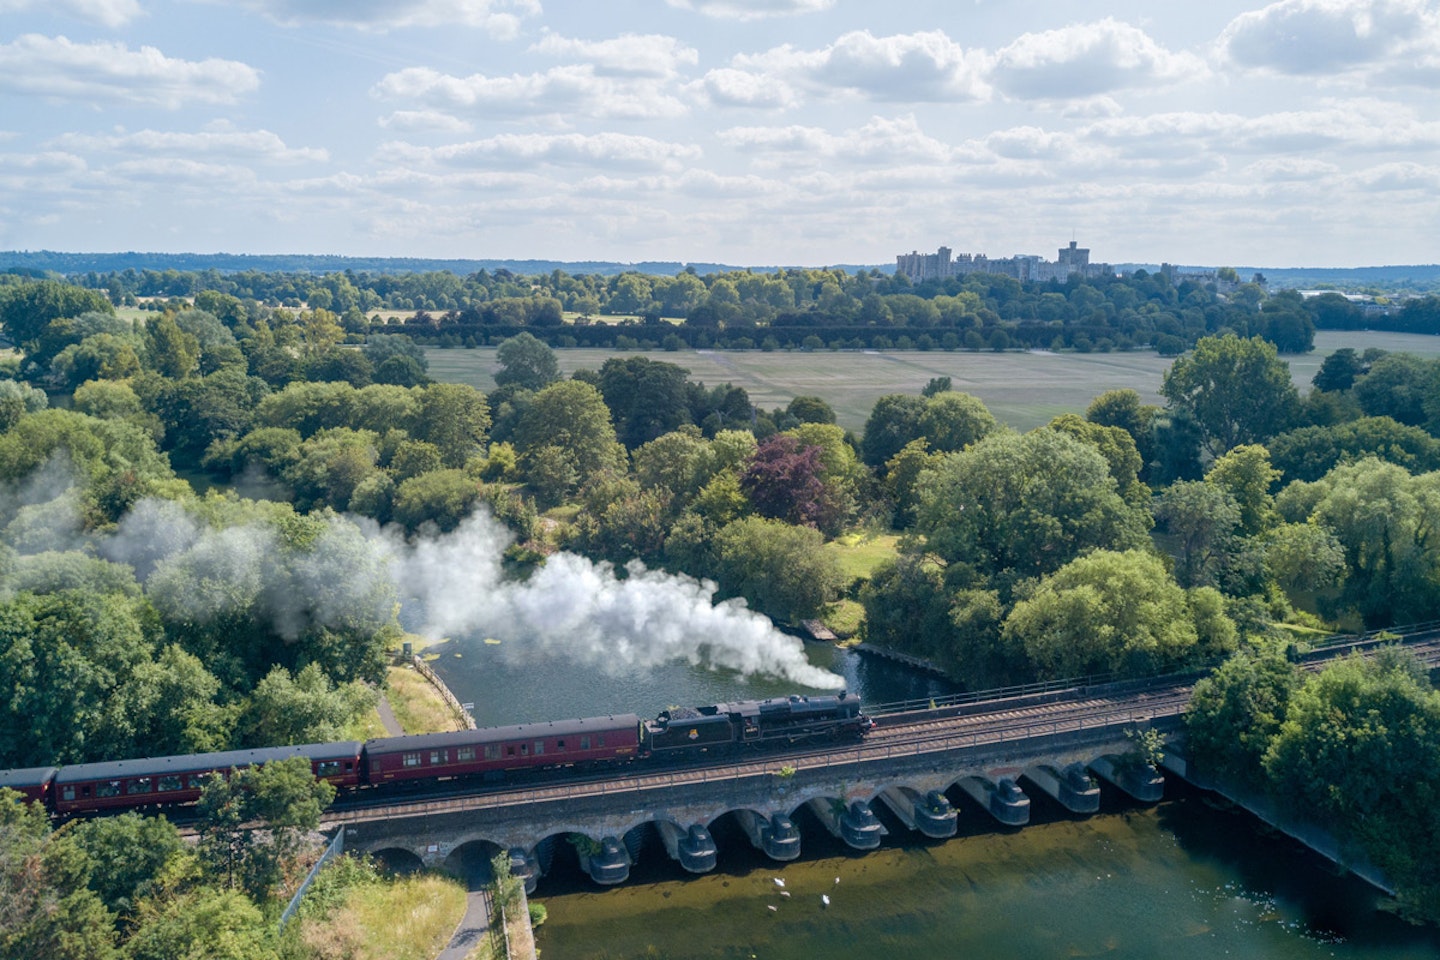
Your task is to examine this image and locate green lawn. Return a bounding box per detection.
[425,330,1440,434]
[825,533,901,582]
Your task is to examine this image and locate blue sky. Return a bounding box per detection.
[1,0,1438,267]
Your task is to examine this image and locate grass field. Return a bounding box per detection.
[427,330,1440,433]
[297,871,466,960]
[385,664,466,734]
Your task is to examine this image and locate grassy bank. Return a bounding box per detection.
[386,663,467,734]
[296,870,467,960]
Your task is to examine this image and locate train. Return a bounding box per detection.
[0,692,872,817]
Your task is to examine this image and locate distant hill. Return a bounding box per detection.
[0,250,887,278]
[1118,262,1440,292]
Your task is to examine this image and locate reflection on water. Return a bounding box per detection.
[427,638,959,728]
[535,790,1440,960]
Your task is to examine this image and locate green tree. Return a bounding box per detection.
[786,395,836,425]
[411,383,490,468]
[514,379,625,493]
[125,888,278,960]
[919,391,998,454]
[0,279,114,350]
[1153,480,1241,589]
[1353,353,1438,427]
[391,469,481,533]
[1160,334,1299,456]
[197,756,336,901]
[71,813,188,919]
[1087,388,1160,473]
[597,356,693,449]
[711,516,845,621]
[240,663,376,747]
[861,394,927,466]
[1185,652,1298,785]
[0,793,118,960]
[142,313,201,379]
[914,429,1152,586]
[494,332,560,391]
[1205,444,1281,537]
[1002,549,1236,679]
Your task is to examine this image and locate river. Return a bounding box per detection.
[427,640,1440,960]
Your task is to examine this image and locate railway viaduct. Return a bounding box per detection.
[326,629,1440,891]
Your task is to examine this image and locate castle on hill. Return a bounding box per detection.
[896,241,1112,284]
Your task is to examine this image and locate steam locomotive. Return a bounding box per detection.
[0,692,872,817]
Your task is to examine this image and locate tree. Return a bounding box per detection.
[411,383,490,468]
[71,813,187,919]
[1048,413,1147,505]
[1160,334,1299,456]
[142,313,201,379]
[883,438,942,528]
[493,332,560,392]
[1262,652,1440,915]
[861,394,927,466]
[513,379,624,490]
[1353,353,1437,427]
[711,516,845,621]
[786,395,835,425]
[918,391,998,454]
[740,434,839,532]
[0,378,48,431]
[1088,388,1157,477]
[597,356,692,449]
[362,333,428,373]
[240,663,376,747]
[0,793,118,960]
[1268,417,1440,483]
[1204,444,1280,537]
[914,429,1152,586]
[1312,347,1365,392]
[0,279,114,350]
[1152,481,1241,589]
[197,756,335,900]
[1002,549,1235,679]
[1185,652,1298,785]
[391,469,481,533]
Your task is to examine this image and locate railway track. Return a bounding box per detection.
[320,631,1440,828]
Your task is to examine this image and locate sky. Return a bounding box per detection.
[1,0,1438,268]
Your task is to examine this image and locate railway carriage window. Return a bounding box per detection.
[484,745,500,760]
[187,774,208,789]
[127,778,153,795]
[97,781,122,799]
[403,752,422,768]
[507,745,516,757]
[457,747,476,762]
[429,750,448,765]
[533,741,544,756]
[317,761,341,777]
[556,740,565,751]
[580,736,591,750]
[62,786,75,801]
[159,776,182,792]
[520,743,529,756]
[597,736,605,748]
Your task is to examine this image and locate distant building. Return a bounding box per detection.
[896,240,1112,284]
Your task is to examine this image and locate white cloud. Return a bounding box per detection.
[529,33,699,78]
[212,0,541,36]
[0,35,259,108]
[109,157,258,186]
[52,127,327,163]
[1350,161,1440,190]
[734,29,990,103]
[378,131,701,172]
[693,68,798,109]
[0,0,143,27]
[0,151,88,175]
[664,0,833,20]
[378,110,474,134]
[1219,0,1440,77]
[373,64,687,120]
[720,115,956,165]
[1242,157,1341,180]
[989,18,1208,99]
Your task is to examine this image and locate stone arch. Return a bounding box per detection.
[443,839,505,888]
[371,847,424,875]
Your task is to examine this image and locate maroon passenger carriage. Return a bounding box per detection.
[0,766,59,805]
[51,742,363,815]
[364,714,641,783]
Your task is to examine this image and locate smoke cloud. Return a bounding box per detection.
[387,510,844,689]
[4,464,842,688]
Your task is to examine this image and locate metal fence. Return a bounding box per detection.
[278,828,345,930]
[412,654,478,730]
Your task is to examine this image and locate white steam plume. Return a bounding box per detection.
[388,510,844,689]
